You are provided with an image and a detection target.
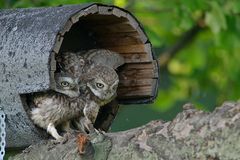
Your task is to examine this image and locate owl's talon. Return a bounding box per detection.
[59,133,71,144]
[98,129,106,135]
[90,129,106,144]
[50,137,64,145]
[93,128,106,136]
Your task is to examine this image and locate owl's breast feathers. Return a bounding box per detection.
[30,92,86,128]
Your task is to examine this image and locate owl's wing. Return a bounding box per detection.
[30,92,59,109]
[82,49,124,69]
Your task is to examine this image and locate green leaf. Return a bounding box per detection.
[205,1,227,33]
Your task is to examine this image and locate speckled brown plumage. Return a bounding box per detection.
[30,64,120,140]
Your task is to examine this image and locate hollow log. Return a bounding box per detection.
[0,3,159,148]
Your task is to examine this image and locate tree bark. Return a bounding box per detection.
[10,101,240,160]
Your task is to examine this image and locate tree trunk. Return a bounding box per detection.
[10,101,240,160]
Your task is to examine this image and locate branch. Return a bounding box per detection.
[159,23,203,67]
[10,102,240,160]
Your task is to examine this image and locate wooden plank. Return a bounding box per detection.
[136,26,148,43]
[107,44,145,53]
[98,6,113,15]
[119,79,154,87]
[70,5,98,23]
[118,86,153,98]
[121,62,155,69]
[112,7,127,18]
[144,43,153,60]
[52,34,64,53]
[59,20,73,36]
[119,66,155,79]
[90,21,136,33]
[105,43,153,63]
[126,13,139,29]
[107,43,153,57]
[152,60,159,78]
[80,15,127,25]
[84,4,98,15]
[120,53,151,63]
[118,61,158,79]
[50,52,56,71]
[96,31,138,37]
[97,34,142,46]
[50,70,56,90]
[117,79,158,98]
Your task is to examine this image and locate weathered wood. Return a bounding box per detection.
[118,79,158,99]
[52,34,64,53]
[50,52,57,71]
[83,4,98,15]
[97,34,142,47]
[118,85,153,97]
[118,61,158,80]
[136,26,148,43]
[119,79,154,87]
[50,71,56,90]
[91,21,136,33]
[112,7,127,18]
[107,43,146,53]
[98,6,113,15]
[126,13,139,29]
[144,43,153,60]
[96,31,138,38]
[152,60,159,78]
[79,15,127,25]
[106,44,153,62]
[120,53,151,63]
[70,5,98,23]
[59,20,73,36]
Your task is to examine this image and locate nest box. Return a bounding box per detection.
[0,3,159,148]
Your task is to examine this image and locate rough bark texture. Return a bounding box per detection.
[10,101,240,160]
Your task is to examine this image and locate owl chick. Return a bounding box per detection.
[56,49,124,132]
[56,52,85,78]
[30,65,119,141]
[78,65,119,133]
[81,49,125,70]
[56,49,124,77]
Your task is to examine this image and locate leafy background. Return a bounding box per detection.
[1,0,240,157]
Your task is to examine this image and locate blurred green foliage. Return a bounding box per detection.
[1,0,240,131]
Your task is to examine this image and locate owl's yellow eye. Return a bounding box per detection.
[96,83,104,89]
[61,81,70,87]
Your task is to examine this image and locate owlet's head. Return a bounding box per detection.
[82,66,119,102]
[54,72,80,98]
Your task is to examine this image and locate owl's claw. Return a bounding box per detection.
[49,133,69,145]
[50,137,64,145]
[97,129,106,135]
[47,137,64,150]
[92,128,106,136]
[90,129,106,144]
